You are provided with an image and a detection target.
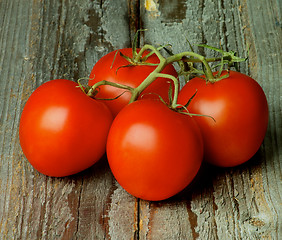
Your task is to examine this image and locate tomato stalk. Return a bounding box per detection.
[86,44,215,108]
[87,42,246,110]
[166,52,215,81]
[130,45,166,101]
[87,80,134,97]
[129,44,181,108]
[129,44,216,105]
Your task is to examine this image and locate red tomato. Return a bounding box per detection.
[19,79,113,177]
[178,70,269,167]
[106,99,203,201]
[89,48,178,116]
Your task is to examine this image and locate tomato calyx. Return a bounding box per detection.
[176,105,216,122]
[116,51,159,68]
[195,44,247,83]
[197,70,230,84]
[170,90,215,121]
[113,29,160,72]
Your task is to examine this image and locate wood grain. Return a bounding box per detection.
[0,0,281,239]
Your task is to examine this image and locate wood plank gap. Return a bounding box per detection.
[128,0,141,46]
[127,2,142,239]
[198,0,207,56]
[74,177,83,239]
[135,198,140,240]
[217,0,228,51]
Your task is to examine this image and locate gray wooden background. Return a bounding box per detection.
[0,0,281,239]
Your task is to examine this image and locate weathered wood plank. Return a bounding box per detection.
[140,0,281,239]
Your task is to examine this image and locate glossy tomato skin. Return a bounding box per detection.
[89,48,178,117]
[178,70,269,167]
[106,99,203,201]
[19,79,113,177]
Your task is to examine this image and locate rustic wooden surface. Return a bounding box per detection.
[0,0,281,239]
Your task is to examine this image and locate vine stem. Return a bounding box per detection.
[136,44,215,81]
[135,44,165,63]
[87,80,134,97]
[87,44,216,110]
[166,52,215,80]
[128,44,215,104]
[182,56,231,64]
[154,73,179,108]
[129,45,167,103]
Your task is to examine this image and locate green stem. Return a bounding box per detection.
[128,45,215,104]
[87,44,218,109]
[87,80,134,97]
[135,44,166,63]
[87,45,169,104]
[154,73,179,109]
[129,45,167,103]
[183,55,231,63]
[166,52,215,80]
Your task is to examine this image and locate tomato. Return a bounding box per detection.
[89,48,178,116]
[106,99,203,201]
[19,79,113,177]
[178,70,269,167]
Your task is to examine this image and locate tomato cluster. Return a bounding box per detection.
[19,45,268,201]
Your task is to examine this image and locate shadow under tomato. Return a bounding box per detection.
[163,162,220,203]
[156,148,266,204]
[66,154,111,181]
[59,146,267,205]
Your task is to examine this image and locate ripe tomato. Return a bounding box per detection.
[89,48,178,116]
[178,70,269,167]
[106,99,203,201]
[19,79,113,177]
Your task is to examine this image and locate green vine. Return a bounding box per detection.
[85,33,247,114]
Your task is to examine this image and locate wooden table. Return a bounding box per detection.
[1,0,281,239]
